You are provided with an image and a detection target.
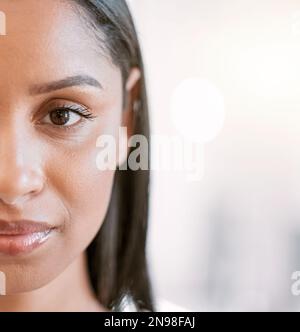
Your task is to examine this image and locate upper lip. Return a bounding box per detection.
[0,220,55,236]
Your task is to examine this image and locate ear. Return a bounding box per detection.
[122,67,141,133]
[118,67,141,167]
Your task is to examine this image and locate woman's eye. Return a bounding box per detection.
[43,109,82,127]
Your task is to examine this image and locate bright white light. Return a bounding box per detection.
[171,78,225,143]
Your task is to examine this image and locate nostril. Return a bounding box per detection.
[0,173,45,207]
[0,194,22,206]
[0,193,33,207]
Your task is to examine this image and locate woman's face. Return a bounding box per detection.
[0,0,127,294]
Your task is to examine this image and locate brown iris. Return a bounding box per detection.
[50,109,70,126]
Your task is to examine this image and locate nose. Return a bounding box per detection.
[0,124,45,207]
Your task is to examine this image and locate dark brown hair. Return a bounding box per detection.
[71,0,153,311]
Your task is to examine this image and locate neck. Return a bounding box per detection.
[0,253,106,312]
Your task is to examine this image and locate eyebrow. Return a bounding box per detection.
[29,75,103,95]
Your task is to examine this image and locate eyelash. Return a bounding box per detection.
[58,104,96,119]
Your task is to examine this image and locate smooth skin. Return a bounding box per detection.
[0,0,139,312]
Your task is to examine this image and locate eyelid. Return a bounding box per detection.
[35,99,96,121]
[46,100,90,114]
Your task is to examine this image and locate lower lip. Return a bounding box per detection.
[0,230,53,256]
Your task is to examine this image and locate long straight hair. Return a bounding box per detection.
[71,0,153,311]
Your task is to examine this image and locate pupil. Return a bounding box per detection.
[50,110,70,125]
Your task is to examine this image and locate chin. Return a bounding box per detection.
[0,254,71,295]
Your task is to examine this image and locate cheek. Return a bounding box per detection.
[47,140,116,256]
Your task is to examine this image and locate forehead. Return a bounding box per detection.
[0,0,120,94]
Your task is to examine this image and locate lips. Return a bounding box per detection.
[0,220,55,256]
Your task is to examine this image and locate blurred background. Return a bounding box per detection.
[128,0,300,311]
